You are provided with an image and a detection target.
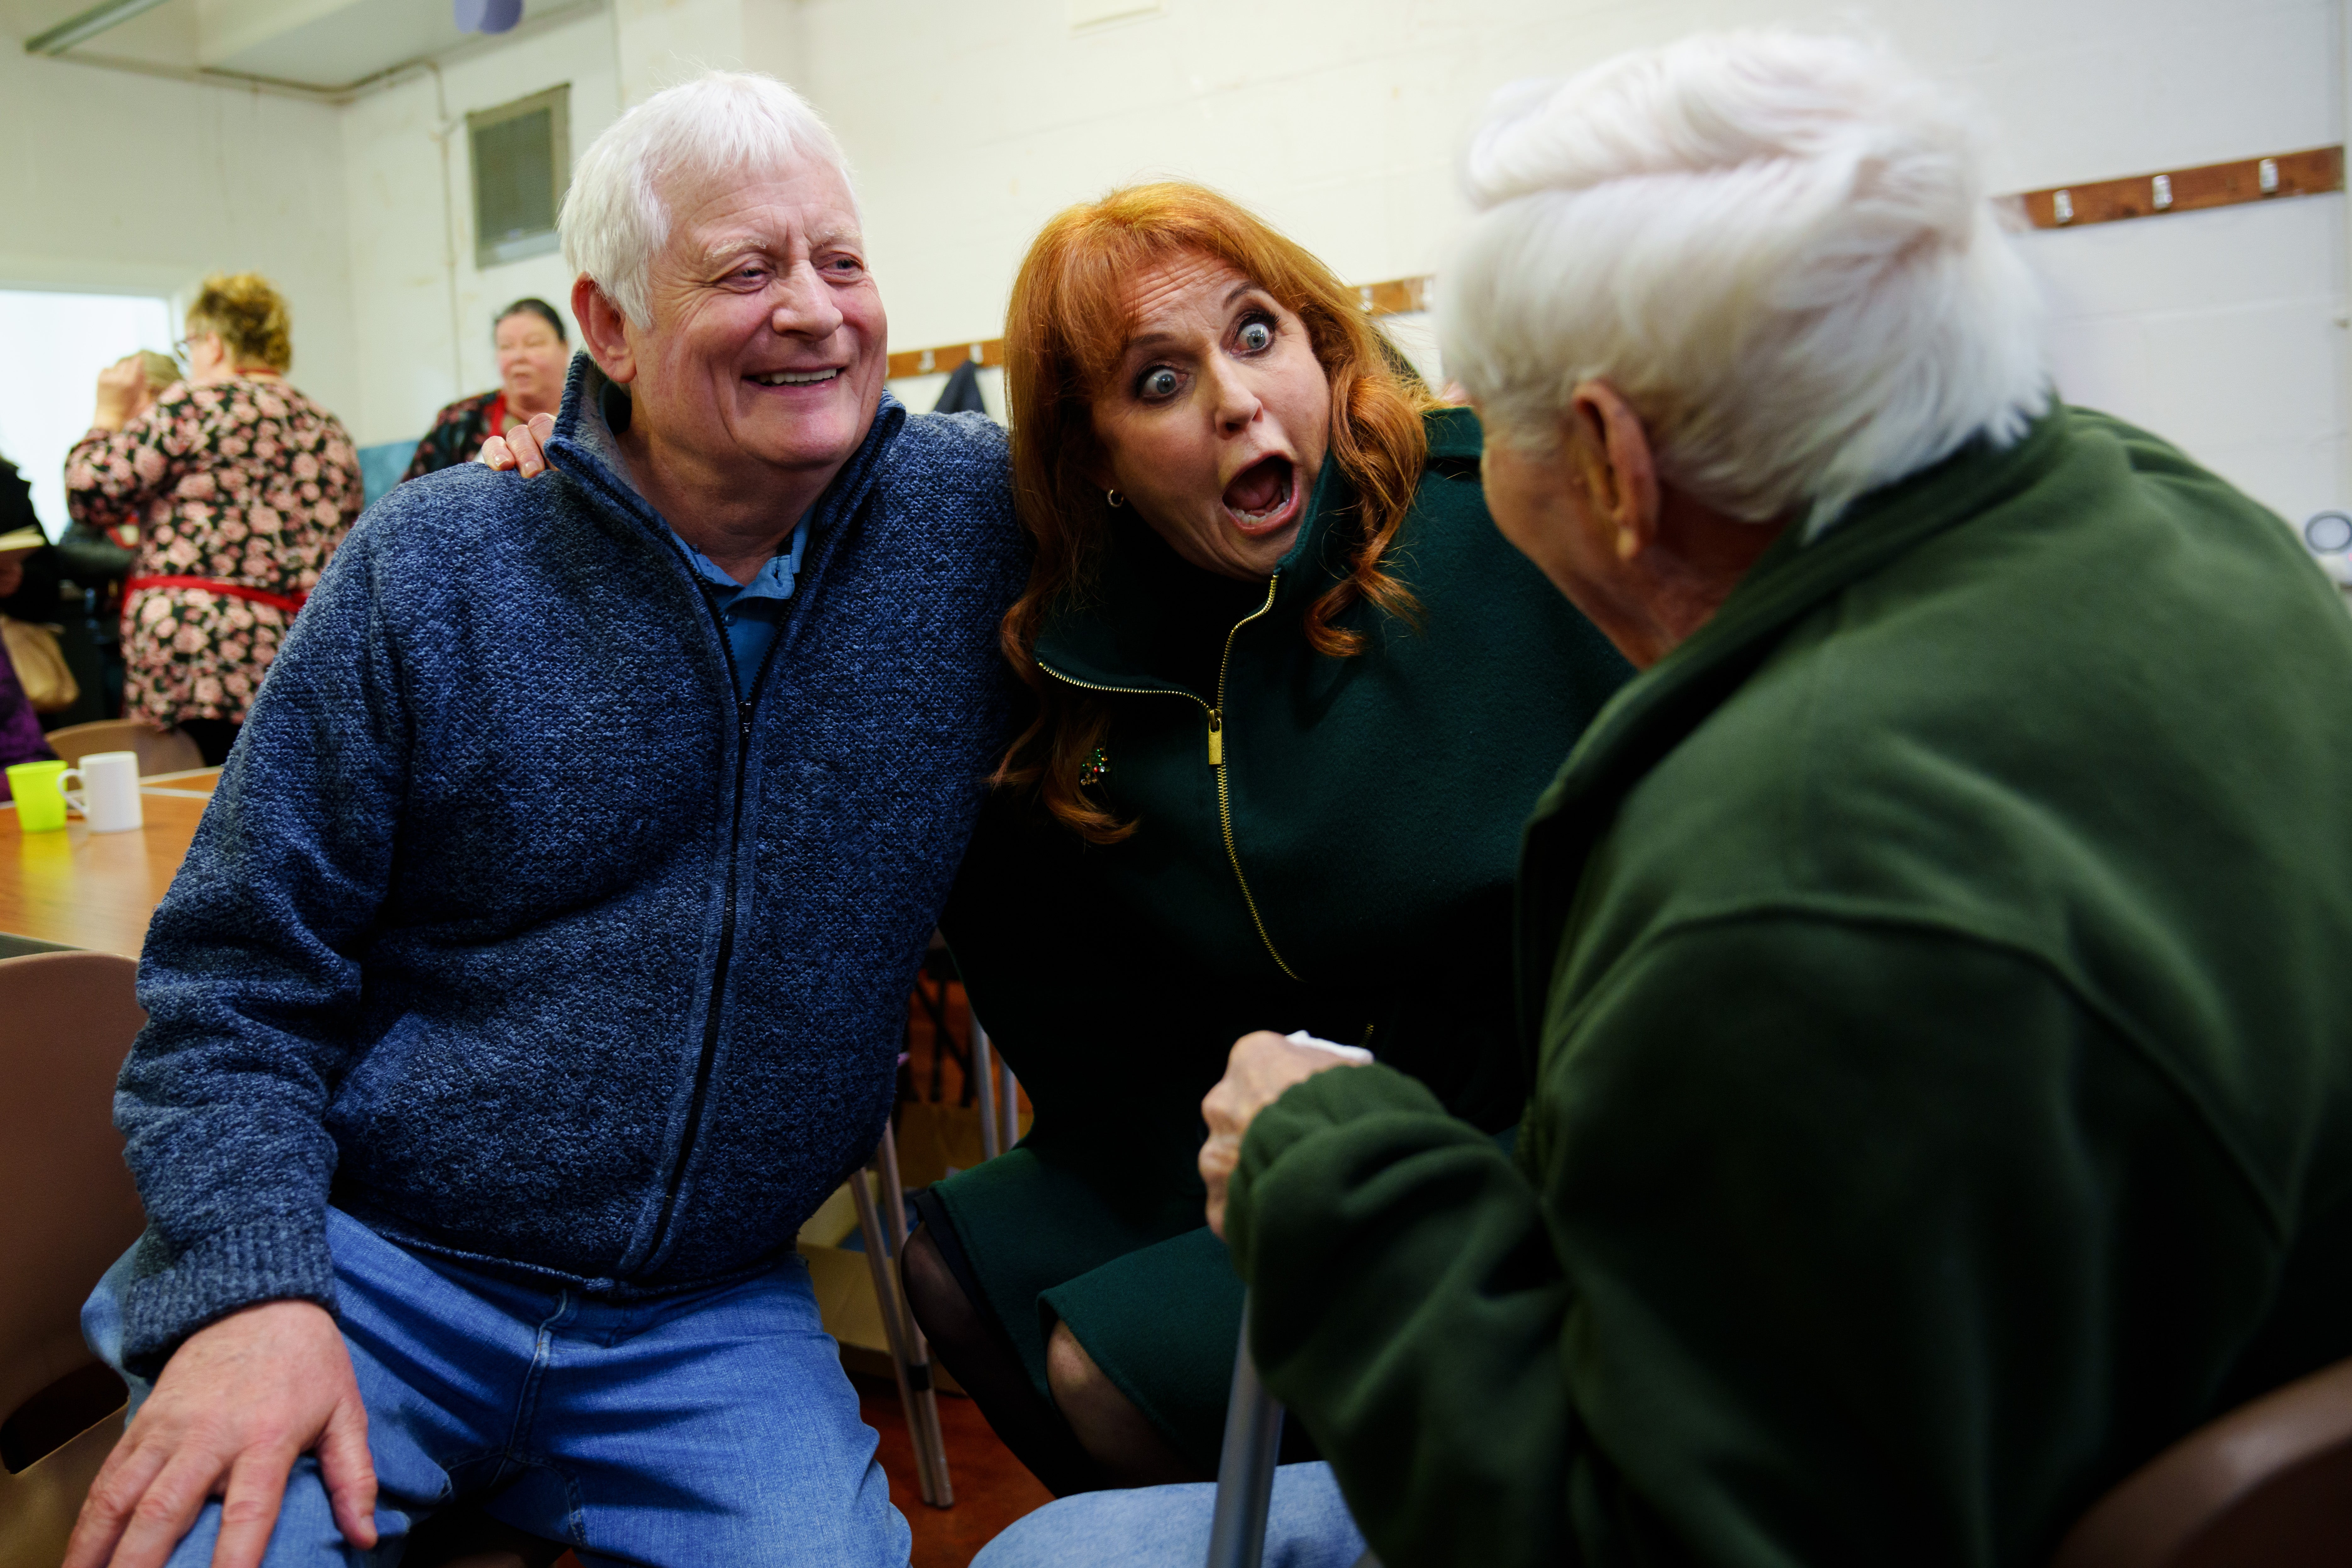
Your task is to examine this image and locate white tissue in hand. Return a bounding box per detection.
[1285,1030,1374,1064]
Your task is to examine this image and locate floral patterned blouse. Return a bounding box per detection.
[403,389,503,481]
[65,374,360,729]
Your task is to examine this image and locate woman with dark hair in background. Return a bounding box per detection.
[65,270,360,766]
[403,297,571,479]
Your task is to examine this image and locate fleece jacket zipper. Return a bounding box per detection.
[638,584,788,1270]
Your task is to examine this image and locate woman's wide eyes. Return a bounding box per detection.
[1133,316,1273,398]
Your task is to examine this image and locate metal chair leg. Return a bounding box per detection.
[877,1122,954,1505]
[1205,1293,1284,1568]
[972,1015,1001,1160]
[850,1149,954,1507]
[999,1060,1021,1149]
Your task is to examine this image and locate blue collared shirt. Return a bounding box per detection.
[671,519,810,699]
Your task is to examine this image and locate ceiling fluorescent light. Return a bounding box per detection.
[25,0,176,55]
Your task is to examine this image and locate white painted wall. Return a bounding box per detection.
[17,0,2327,520]
[0,45,358,466]
[611,0,755,103]
[336,8,624,448]
[332,0,798,449]
[0,292,175,537]
[774,0,2347,527]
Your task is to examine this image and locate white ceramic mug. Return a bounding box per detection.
[58,750,144,834]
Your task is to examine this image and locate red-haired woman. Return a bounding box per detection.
[905,184,1630,1494]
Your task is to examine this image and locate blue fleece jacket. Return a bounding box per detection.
[112,357,1025,1374]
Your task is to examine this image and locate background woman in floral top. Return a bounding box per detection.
[66,272,361,766]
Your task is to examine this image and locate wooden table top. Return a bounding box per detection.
[0,769,220,958]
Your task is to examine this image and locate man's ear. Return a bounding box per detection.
[572,276,637,386]
[1570,380,1662,564]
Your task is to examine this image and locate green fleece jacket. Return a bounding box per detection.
[1227,407,2352,1568]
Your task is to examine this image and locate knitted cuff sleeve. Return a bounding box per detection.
[117,1216,337,1379]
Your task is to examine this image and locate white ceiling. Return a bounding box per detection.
[10,0,572,92]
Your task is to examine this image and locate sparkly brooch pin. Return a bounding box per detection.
[1077,746,1109,787]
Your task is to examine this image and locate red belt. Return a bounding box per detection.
[125,575,308,615]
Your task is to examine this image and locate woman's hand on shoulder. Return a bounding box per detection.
[480,413,556,477]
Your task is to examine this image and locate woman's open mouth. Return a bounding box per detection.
[1222,455,1299,535]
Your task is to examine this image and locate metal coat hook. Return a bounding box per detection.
[917,348,935,374]
[2053,189,2075,224]
[2260,157,2280,193]
[2152,173,2174,210]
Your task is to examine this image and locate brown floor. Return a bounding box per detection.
[862,1373,1057,1566]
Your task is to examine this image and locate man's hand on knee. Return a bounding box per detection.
[65,1299,377,1568]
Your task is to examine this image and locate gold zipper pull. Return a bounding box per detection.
[1207,710,1224,767]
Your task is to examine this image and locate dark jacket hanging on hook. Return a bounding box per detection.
[932,359,988,417]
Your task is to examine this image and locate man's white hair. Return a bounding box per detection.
[1440,31,2046,532]
[560,71,856,327]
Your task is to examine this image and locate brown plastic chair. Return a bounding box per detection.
[0,949,546,1568]
[0,951,148,1568]
[43,720,203,777]
[2052,1356,2352,1568]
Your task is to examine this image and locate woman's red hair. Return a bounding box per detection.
[999,181,1434,842]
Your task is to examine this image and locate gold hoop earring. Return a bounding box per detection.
[1106,489,1125,508]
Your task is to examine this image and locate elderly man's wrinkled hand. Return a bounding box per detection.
[64,1300,376,1568]
[479,413,557,477]
[1200,1030,1356,1239]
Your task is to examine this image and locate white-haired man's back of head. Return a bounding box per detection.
[561,70,857,328]
[1440,30,2047,535]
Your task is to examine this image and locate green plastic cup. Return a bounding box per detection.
[7,759,69,831]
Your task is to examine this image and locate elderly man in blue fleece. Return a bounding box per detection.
[66,72,1023,1568]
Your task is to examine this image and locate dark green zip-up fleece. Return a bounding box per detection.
[1226,407,2352,1566]
[937,407,1631,1466]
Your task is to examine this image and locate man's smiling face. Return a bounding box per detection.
[619,154,886,489]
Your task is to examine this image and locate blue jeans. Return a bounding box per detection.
[84,1209,909,1567]
[970,1463,1368,1568]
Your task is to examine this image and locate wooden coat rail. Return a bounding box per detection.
[886,146,2344,379]
[886,339,1004,380]
[2018,145,2341,228]
[884,273,1437,382]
